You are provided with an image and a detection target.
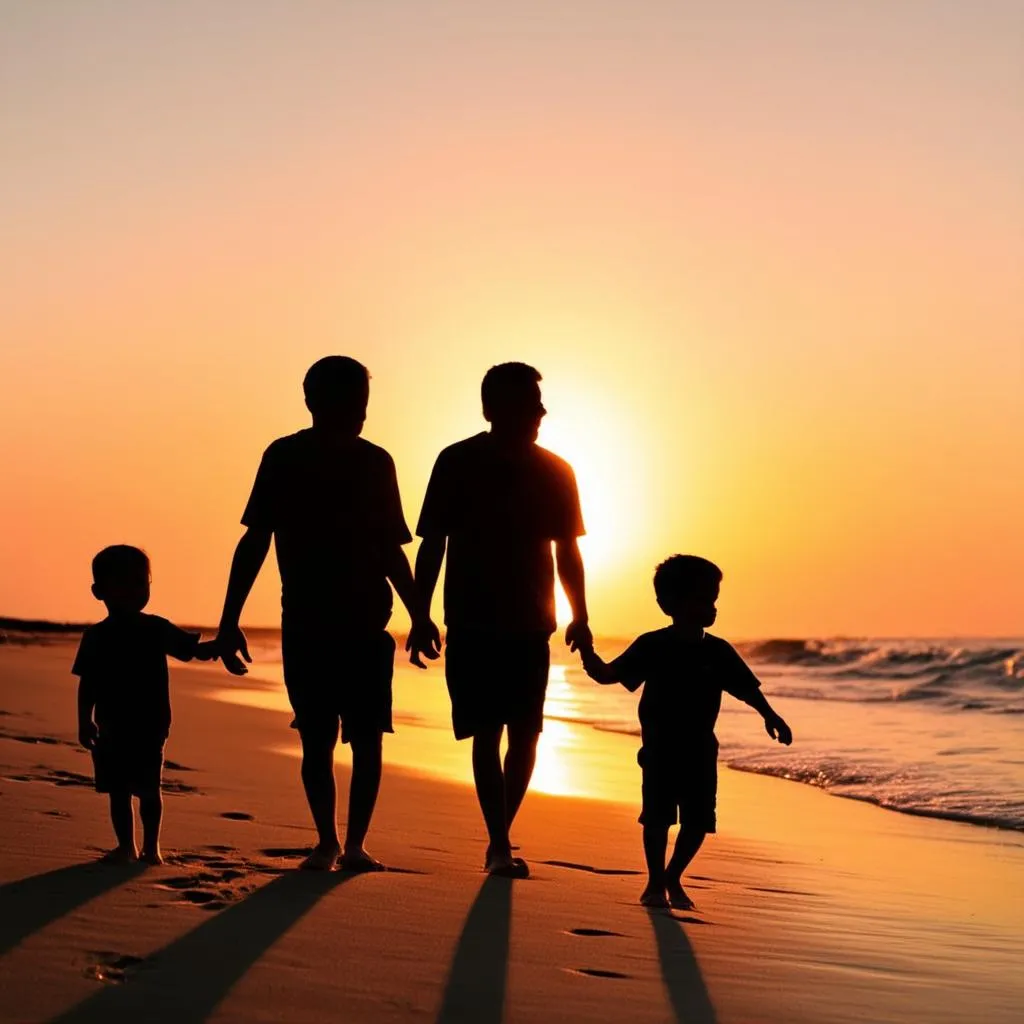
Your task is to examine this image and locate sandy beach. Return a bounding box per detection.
[2,637,1023,1023]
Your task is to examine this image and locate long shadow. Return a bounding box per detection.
[436,875,513,1024]
[0,860,146,955]
[649,911,717,1024]
[52,870,353,1023]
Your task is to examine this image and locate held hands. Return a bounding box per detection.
[565,618,593,654]
[764,712,793,746]
[78,720,98,751]
[407,617,442,669]
[195,640,220,662]
[215,624,252,676]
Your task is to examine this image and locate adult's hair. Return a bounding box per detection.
[92,545,150,586]
[481,362,542,418]
[653,554,722,603]
[302,356,370,418]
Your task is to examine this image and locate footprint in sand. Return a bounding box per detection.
[259,847,311,859]
[84,952,148,985]
[8,768,93,787]
[161,778,202,795]
[154,852,261,910]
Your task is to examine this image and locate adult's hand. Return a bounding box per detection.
[216,624,252,676]
[564,618,593,653]
[407,618,442,669]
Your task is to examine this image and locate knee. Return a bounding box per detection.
[350,733,383,766]
[301,739,335,774]
[506,726,540,759]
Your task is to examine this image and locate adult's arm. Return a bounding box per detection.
[215,526,272,675]
[554,537,592,651]
[410,535,446,664]
[382,544,440,667]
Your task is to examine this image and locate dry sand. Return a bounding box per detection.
[1,640,1022,1023]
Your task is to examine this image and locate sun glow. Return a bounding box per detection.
[540,388,649,625]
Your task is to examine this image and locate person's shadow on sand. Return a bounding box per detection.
[51,870,353,1023]
[648,910,717,1024]
[0,860,146,956]
[436,874,513,1024]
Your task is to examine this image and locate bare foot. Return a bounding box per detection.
[640,886,669,908]
[339,848,386,874]
[300,844,341,871]
[140,847,164,866]
[667,882,695,910]
[485,854,529,879]
[100,845,138,864]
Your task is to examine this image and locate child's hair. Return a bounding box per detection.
[481,362,542,418]
[302,356,370,417]
[92,545,150,588]
[653,554,722,603]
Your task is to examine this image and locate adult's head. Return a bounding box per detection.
[91,544,151,614]
[653,554,722,628]
[303,356,370,435]
[481,362,545,443]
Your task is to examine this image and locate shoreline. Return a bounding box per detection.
[2,642,1023,1022]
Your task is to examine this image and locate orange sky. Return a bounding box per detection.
[2,2,1022,637]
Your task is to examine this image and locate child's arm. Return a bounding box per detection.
[740,689,793,745]
[721,642,793,745]
[579,646,621,685]
[77,677,98,750]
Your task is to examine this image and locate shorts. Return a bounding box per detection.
[282,627,395,744]
[92,736,165,797]
[444,629,550,740]
[638,743,718,833]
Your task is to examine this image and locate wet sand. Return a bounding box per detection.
[1,640,1022,1022]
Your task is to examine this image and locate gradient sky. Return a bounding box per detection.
[2,1,1021,637]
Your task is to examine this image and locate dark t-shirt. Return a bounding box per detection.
[611,629,762,757]
[71,614,200,740]
[241,430,412,631]
[416,433,584,634]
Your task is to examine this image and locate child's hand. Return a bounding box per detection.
[78,720,98,751]
[194,640,219,662]
[764,712,792,746]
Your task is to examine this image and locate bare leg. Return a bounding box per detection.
[665,826,707,908]
[139,791,164,864]
[106,790,137,862]
[340,732,385,871]
[641,824,669,907]
[503,722,540,828]
[472,727,515,870]
[299,726,341,869]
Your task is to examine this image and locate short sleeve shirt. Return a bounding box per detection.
[416,433,584,634]
[242,430,412,630]
[72,614,199,740]
[610,629,761,756]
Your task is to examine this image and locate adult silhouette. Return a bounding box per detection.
[412,363,591,877]
[215,356,437,871]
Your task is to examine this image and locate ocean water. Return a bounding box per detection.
[231,632,1024,833]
